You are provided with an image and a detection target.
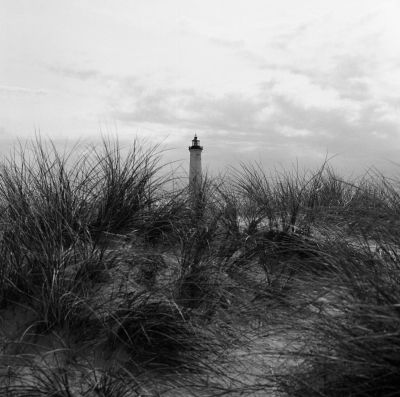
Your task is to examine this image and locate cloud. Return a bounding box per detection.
[48,66,101,81]
[112,82,269,135]
[207,36,245,50]
[17,1,396,173]
[269,94,400,158]
[109,67,400,170]
[269,22,314,51]
[0,85,49,96]
[280,126,313,138]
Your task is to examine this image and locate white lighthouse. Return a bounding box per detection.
[188,134,203,198]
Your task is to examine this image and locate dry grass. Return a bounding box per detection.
[0,138,399,396]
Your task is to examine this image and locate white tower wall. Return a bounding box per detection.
[188,135,203,199]
[189,149,202,194]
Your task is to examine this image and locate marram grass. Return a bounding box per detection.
[0,138,398,395]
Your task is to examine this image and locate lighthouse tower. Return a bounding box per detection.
[188,134,203,198]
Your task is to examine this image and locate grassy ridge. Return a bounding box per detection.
[0,138,398,396]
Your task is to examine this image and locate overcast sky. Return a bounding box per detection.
[1,0,400,175]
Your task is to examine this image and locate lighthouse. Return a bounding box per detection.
[188,134,203,198]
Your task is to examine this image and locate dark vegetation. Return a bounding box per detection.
[0,137,399,395]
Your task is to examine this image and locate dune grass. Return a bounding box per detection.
[0,138,398,396]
